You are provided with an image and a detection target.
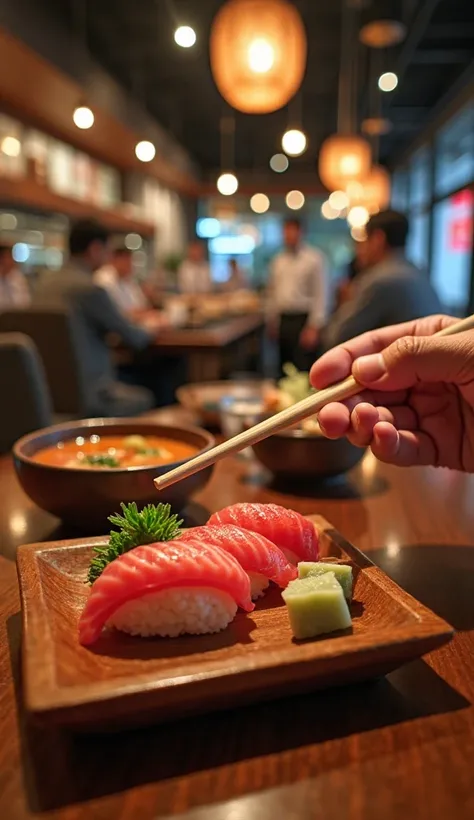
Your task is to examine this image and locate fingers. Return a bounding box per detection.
[319,401,418,448]
[310,314,457,390]
[353,331,474,392]
[371,422,437,467]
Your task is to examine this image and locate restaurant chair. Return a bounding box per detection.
[0,308,91,416]
[0,332,53,454]
[0,307,154,418]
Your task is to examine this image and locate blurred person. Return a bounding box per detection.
[177,240,213,294]
[334,241,371,310]
[311,314,474,471]
[33,219,167,416]
[224,257,247,291]
[95,246,150,317]
[0,244,31,309]
[267,218,329,372]
[323,210,441,349]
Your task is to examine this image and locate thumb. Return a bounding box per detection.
[352,332,474,391]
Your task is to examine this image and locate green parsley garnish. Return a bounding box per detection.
[84,454,120,468]
[87,502,183,585]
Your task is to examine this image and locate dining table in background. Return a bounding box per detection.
[1,404,474,819]
[114,314,265,383]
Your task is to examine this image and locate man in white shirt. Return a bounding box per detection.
[177,240,213,294]
[267,219,329,372]
[95,247,149,317]
[0,244,31,310]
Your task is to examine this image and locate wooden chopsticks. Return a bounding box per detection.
[154,313,474,492]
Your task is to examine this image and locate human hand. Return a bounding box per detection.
[309,314,474,471]
[299,325,319,350]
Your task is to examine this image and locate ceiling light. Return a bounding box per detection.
[329,190,349,211]
[1,136,21,158]
[217,172,239,196]
[359,20,406,48]
[174,26,196,48]
[347,206,369,228]
[318,135,371,191]
[361,117,392,136]
[286,190,305,210]
[73,105,94,129]
[378,72,398,92]
[135,140,156,162]
[250,193,270,214]
[346,180,365,201]
[248,38,275,73]
[210,0,306,115]
[270,153,289,173]
[282,129,307,157]
[321,200,340,220]
[124,233,143,250]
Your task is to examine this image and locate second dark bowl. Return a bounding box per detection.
[13,419,215,531]
[252,429,364,480]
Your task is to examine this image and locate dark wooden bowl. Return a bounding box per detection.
[13,419,215,531]
[252,429,364,480]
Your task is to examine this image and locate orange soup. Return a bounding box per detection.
[34,434,198,469]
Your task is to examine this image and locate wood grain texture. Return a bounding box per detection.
[2,421,474,819]
[16,517,453,730]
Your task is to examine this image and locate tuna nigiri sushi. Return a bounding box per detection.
[178,524,297,598]
[79,540,254,646]
[208,503,319,565]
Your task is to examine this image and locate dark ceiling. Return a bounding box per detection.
[40,0,474,172]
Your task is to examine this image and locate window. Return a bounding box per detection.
[410,146,431,208]
[407,211,430,269]
[391,168,409,212]
[431,189,473,313]
[435,104,474,197]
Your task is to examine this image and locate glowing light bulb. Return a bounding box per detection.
[378,72,398,92]
[347,206,369,228]
[282,129,307,157]
[269,153,289,173]
[250,193,270,213]
[321,200,339,220]
[135,141,156,162]
[174,26,196,48]
[329,190,349,211]
[217,172,238,195]
[73,106,94,129]
[1,136,21,157]
[351,226,367,242]
[286,190,305,210]
[248,38,275,73]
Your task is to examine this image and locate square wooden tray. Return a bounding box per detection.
[16,516,453,731]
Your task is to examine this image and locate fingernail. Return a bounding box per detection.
[354,353,386,384]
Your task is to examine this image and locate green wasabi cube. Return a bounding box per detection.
[298,562,353,602]
[282,573,352,640]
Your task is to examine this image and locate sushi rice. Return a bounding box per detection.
[108,587,237,638]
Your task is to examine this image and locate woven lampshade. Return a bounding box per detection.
[319,134,372,192]
[210,0,307,114]
[362,165,391,212]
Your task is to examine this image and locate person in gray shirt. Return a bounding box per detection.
[323,210,441,350]
[34,220,155,417]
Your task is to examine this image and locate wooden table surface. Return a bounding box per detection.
[155,314,264,349]
[1,407,474,819]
